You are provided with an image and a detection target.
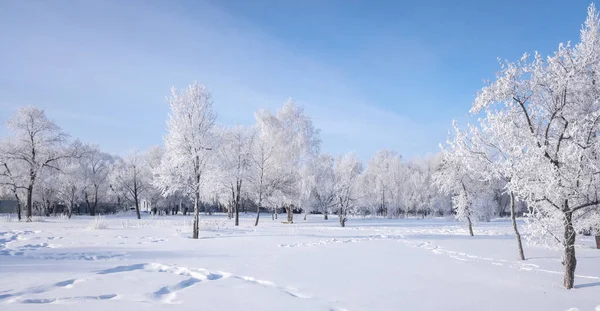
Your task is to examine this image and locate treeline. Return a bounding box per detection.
[0,101,519,227]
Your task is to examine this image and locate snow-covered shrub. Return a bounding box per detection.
[55,214,70,221]
[88,216,109,230]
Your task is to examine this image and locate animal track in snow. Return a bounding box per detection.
[99,262,339,306]
[2,262,344,308]
[400,240,600,281]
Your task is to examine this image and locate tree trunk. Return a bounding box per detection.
[595,235,600,249]
[26,184,33,222]
[339,207,346,227]
[86,194,95,216]
[510,192,525,260]
[254,204,260,226]
[234,205,239,225]
[13,190,22,221]
[324,213,328,220]
[193,191,200,239]
[68,201,74,219]
[286,205,293,223]
[563,211,577,289]
[17,200,22,221]
[304,213,307,220]
[234,181,241,226]
[254,191,262,226]
[466,215,474,236]
[134,196,141,220]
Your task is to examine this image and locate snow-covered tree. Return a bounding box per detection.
[248,111,278,226]
[111,150,148,219]
[55,157,84,218]
[217,125,255,226]
[447,115,527,260]
[145,146,166,214]
[362,150,398,217]
[0,153,28,220]
[273,100,320,223]
[434,130,496,236]
[249,100,320,225]
[0,106,76,221]
[153,82,218,239]
[81,145,112,216]
[470,4,600,288]
[299,153,336,220]
[334,153,363,227]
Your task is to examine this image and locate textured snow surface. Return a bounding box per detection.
[0,214,599,311]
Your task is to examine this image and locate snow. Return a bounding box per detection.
[0,214,599,311]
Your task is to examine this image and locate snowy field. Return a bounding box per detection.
[0,214,599,311]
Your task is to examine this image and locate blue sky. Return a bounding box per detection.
[0,0,591,160]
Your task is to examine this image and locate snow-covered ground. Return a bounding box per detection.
[0,214,598,311]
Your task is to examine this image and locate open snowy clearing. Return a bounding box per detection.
[0,214,599,311]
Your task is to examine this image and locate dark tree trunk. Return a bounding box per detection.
[254,190,262,226]
[595,235,600,249]
[26,184,33,222]
[324,213,328,220]
[563,210,576,289]
[134,196,141,220]
[234,181,241,226]
[13,191,22,221]
[339,207,346,227]
[86,194,95,216]
[466,215,474,236]
[68,201,74,219]
[193,191,200,239]
[510,192,525,260]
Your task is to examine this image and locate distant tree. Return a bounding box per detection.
[145,146,166,215]
[111,150,148,219]
[334,153,362,227]
[299,153,336,220]
[55,157,84,218]
[81,145,112,216]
